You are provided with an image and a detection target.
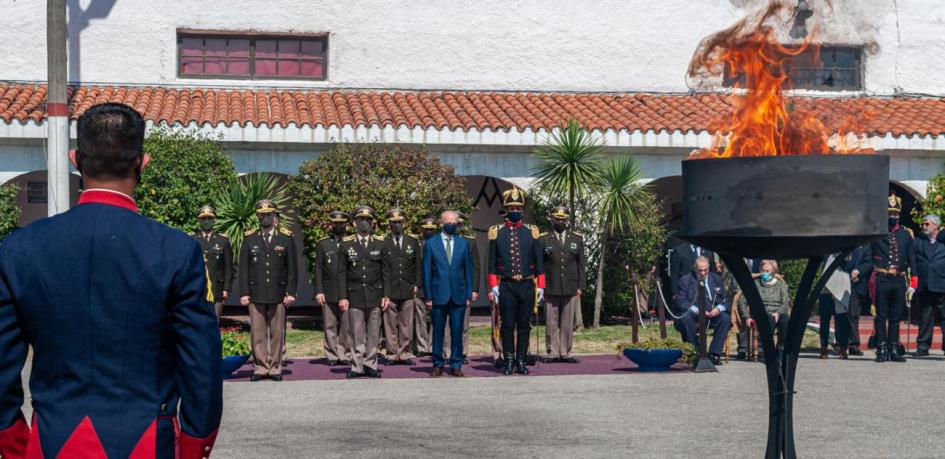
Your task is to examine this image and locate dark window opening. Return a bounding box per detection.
[724,46,862,91]
[177,30,327,80]
[27,182,47,204]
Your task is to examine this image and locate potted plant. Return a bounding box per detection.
[221,327,251,378]
[616,338,696,372]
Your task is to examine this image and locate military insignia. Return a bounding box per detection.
[370,250,381,256]
[405,246,414,255]
[347,247,357,257]
[274,245,285,252]
[213,243,222,251]
[570,242,578,250]
[488,224,499,240]
[526,224,540,239]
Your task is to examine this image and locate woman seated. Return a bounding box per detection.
[738,260,791,353]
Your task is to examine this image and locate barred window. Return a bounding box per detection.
[178,30,327,80]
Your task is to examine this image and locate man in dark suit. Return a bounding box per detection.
[674,256,731,364]
[444,211,480,363]
[382,208,421,365]
[0,103,221,457]
[239,200,298,381]
[338,206,389,378]
[194,205,234,318]
[669,241,717,301]
[912,214,945,356]
[539,206,586,363]
[315,210,351,366]
[422,210,475,377]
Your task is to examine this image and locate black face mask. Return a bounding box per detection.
[553,223,567,233]
[258,214,274,228]
[331,224,346,236]
[888,216,900,228]
[390,222,403,235]
[199,220,215,232]
[507,211,523,222]
[356,220,373,234]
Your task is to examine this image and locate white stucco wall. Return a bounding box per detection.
[1,0,942,95]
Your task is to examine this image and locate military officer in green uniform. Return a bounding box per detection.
[412,217,439,357]
[193,205,234,318]
[539,206,586,363]
[444,211,480,363]
[381,208,422,365]
[239,199,298,381]
[315,210,352,366]
[338,206,389,378]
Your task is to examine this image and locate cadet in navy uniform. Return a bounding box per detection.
[338,206,390,378]
[315,210,352,366]
[0,103,221,458]
[381,208,421,365]
[194,205,234,318]
[488,187,545,375]
[239,199,298,381]
[539,206,586,363]
[853,193,916,363]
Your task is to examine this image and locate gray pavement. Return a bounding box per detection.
[211,353,945,458]
[19,353,945,457]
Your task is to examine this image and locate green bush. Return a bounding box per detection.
[289,143,471,282]
[915,174,945,226]
[220,327,251,357]
[136,128,238,232]
[777,258,811,304]
[213,173,294,257]
[0,183,19,239]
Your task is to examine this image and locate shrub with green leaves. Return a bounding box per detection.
[220,327,251,357]
[136,128,238,232]
[213,173,294,257]
[289,143,471,283]
[0,183,19,239]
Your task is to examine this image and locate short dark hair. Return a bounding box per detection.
[76,103,145,180]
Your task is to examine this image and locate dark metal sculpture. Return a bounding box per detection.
[680,154,889,458]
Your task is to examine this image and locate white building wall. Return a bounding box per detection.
[1,0,942,95]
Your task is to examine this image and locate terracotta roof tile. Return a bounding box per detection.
[1,82,944,137]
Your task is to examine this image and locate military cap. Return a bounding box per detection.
[888,193,902,213]
[550,206,570,219]
[328,210,349,223]
[352,205,378,220]
[386,208,406,222]
[420,217,438,229]
[501,186,526,207]
[255,199,277,214]
[197,205,216,218]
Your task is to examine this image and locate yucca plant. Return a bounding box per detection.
[591,155,652,329]
[213,173,295,256]
[531,118,605,228]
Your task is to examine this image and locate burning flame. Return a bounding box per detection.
[687,2,873,159]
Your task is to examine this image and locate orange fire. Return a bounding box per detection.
[687,2,873,159]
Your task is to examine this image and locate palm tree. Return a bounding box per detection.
[532,119,604,329]
[213,172,294,256]
[591,155,652,329]
[531,118,604,228]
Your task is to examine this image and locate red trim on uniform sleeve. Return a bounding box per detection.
[488,274,499,289]
[179,429,218,459]
[0,414,29,459]
[910,276,918,289]
[536,274,546,289]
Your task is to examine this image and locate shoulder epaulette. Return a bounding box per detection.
[244,229,257,236]
[317,236,330,243]
[526,224,540,239]
[406,233,419,239]
[217,233,230,240]
[373,235,385,241]
[905,227,914,238]
[571,231,583,238]
[343,235,356,242]
[463,235,475,240]
[539,232,548,238]
[279,228,292,236]
[488,224,500,240]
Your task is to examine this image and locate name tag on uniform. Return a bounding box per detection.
[274,245,285,252]
[370,250,381,257]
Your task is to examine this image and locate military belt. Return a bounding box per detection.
[874,267,906,277]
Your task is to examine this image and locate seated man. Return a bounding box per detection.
[674,256,731,364]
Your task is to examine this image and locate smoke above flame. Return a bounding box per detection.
[687,1,874,159]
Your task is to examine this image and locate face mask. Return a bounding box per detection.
[553,223,567,233]
[199,220,214,232]
[888,217,899,228]
[356,220,373,234]
[331,224,346,236]
[442,223,458,235]
[390,222,403,235]
[422,230,437,239]
[760,272,774,283]
[258,214,274,228]
[507,211,523,223]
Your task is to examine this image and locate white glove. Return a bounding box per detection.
[491,286,500,302]
[536,287,544,303]
[907,287,916,296]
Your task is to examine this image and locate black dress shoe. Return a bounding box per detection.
[709,354,722,366]
[271,375,283,382]
[502,353,515,375]
[736,352,747,361]
[250,375,265,382]
[346,371,362,379]
[913,348,930,357]
[364,368,382,378]
[449,368,465,377]
[339,359,351,366]
[560,357,579,364]
[402,359,414,365]
[848,347,864,356]
[514,357,529,375]
[327,360,339,366]
[494,357,506,369]
[431,367,443,378]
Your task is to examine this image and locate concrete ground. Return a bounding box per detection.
[21,352,945,458]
